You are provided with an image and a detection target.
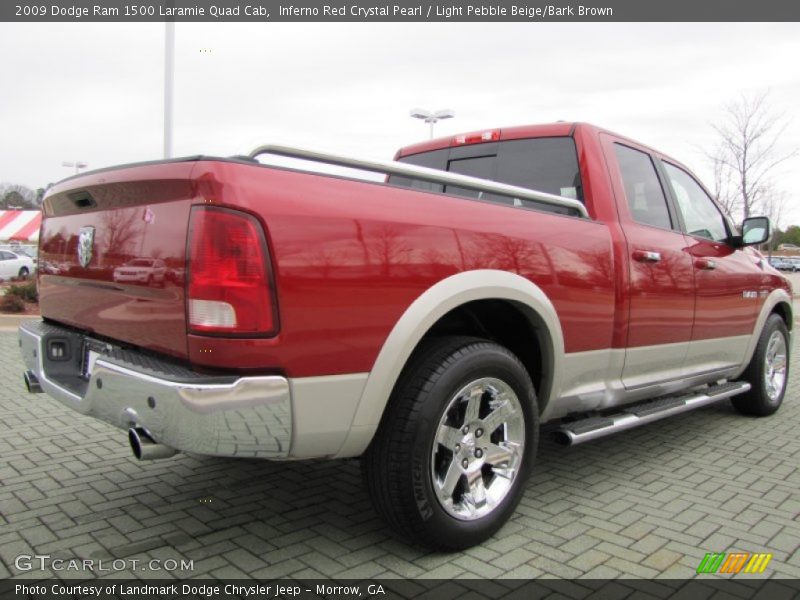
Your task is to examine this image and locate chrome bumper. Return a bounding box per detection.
[19,320,292,458]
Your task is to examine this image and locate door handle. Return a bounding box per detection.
[695,259,717,270]
[632,250,662,263]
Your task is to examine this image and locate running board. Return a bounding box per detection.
[554,381,751,446]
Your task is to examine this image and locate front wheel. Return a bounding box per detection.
[363,337,538,550]
[18,267,29,279]
[732,314,790,416]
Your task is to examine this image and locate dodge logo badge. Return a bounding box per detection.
[77,226,95,268]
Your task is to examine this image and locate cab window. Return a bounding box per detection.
[663,162,728,242]
[390,149,447,193]
[391,137,584,216]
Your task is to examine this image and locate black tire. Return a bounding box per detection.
[363,336,538,550]
[732,314,790,417]
[18,267,29,279]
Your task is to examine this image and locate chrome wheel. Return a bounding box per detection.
[732,314,789,418]
[365,337,537,549]
[431,377,525,521]
[764,330,787,402]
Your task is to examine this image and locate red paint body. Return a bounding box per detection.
[37,124,789,378]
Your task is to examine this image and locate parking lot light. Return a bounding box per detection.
[410,108,455,139]
[62,161,88,174]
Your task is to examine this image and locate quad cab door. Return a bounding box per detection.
[601,135,695,388]
[657,159,762,372]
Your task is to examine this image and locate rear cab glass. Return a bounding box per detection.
[390,137,584,216]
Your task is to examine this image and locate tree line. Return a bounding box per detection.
[0,183,50,210]
[769,226,800,252]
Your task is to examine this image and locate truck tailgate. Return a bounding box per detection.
[38,161,198,360]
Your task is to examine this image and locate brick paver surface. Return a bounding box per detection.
[1,327,799,580]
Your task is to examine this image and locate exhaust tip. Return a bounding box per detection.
[24,370,43,394]
[128,427,178,461]
[128,427,146,460]
[552,430,574,446]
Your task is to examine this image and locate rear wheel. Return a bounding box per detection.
[18,267,29,279]
[363,337,538,550]
[732,314,790,416]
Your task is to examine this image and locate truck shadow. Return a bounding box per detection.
[77,400,766,575]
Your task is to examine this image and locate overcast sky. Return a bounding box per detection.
[1,22,799,223]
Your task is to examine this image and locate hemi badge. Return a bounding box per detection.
[742,291,758,299]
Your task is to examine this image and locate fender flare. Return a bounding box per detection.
[334,269,564,458]
[733,288,793,378]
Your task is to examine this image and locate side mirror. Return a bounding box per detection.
[738,216,770,247]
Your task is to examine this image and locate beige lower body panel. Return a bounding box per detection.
[545,335,751,421]
[289,373,368,458]
[325,335,756,458]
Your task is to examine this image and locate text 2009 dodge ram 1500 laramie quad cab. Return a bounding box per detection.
[20,123,791,549]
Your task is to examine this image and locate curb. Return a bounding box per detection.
[0,314,39,331]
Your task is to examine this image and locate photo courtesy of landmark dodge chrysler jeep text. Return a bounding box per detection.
[20,123,791,549]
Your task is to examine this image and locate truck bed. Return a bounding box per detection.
[38,154,615,376]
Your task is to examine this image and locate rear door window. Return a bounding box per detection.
[614,144,673,230]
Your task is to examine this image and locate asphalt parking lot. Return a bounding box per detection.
[1,325,799,581]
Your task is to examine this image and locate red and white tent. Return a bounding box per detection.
[0,210,42,242]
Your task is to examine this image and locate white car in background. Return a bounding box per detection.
[113,258,167,286]
[0,249,35,280]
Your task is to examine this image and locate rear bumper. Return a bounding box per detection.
[19,320,292,458]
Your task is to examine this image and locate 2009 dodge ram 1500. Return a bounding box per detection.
[20,122,791,549]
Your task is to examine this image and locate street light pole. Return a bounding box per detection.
[410,108,455,139]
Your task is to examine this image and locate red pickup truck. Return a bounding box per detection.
[20,122,791,549]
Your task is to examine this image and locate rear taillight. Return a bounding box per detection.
[187,206,277,336]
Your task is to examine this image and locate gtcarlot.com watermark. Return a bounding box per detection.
[15,554,193,573]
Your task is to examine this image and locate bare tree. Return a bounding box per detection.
[709,150,738,217]
[0,182,38,209]
[101,208,143,260]
[710,92,797,222]
[760,186,787,245]
[368,225,412,277]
